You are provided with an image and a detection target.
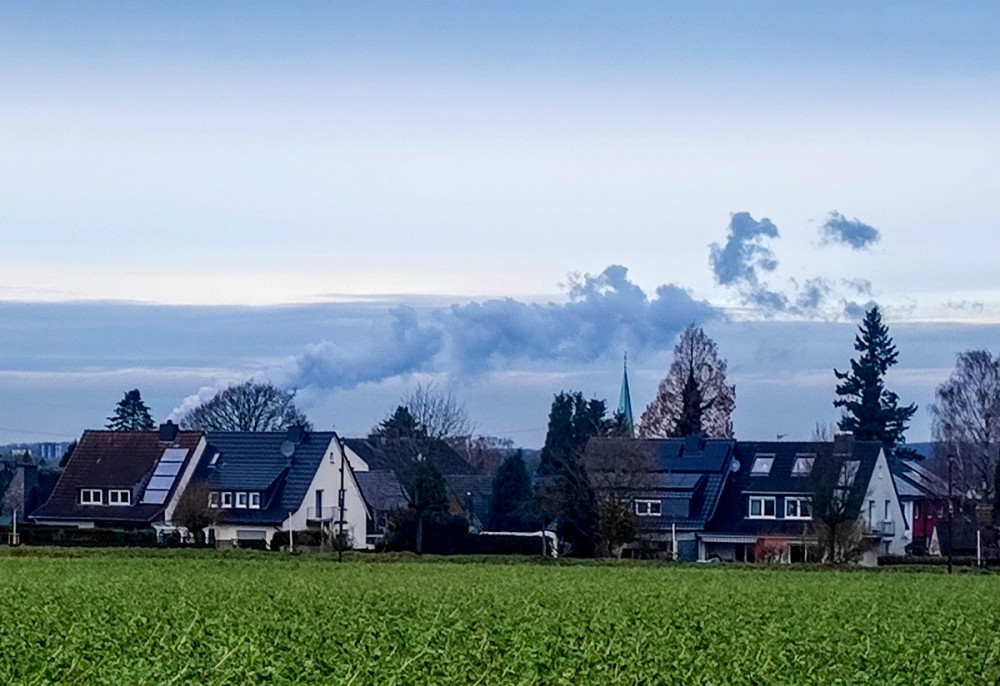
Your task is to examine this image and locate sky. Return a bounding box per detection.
[0,2,998,447]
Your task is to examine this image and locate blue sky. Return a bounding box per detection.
[0,3,998,445]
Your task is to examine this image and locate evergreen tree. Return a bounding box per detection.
[106,389,155,431]
[534,392,603,556]
[405,458,449,554]
[638,325,735,438]
[833,306,917,450]
[488,450,533,531]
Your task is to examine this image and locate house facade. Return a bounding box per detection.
[192,429,369,548]
[32,423,206,529]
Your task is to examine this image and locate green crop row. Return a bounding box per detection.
[1,552,998,684]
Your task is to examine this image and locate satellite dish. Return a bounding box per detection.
[280,441,296,458]
[730,459,741,473]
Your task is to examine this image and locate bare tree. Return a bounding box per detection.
[811,422,835,442]
[809,447,870,563]
[931,350,1000,502]
[638,325,735,438]
[583,439,657,503]
[452,435,513,474]
[180,381,311,432]
[172,480,218,545]
[399,382,475,440]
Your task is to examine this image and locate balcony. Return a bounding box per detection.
[307,506,339,522]
[880,520,895,536]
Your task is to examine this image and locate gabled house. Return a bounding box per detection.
[190,428,368,549]
[0,462,59,527]
[32,422,206,530]
[585,435,737,560]
[891,457,947,555]
[704,434,906,563]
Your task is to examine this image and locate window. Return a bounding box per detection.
[785,497,811,519]
[749,496,776,518]
[209,492,220,508]
[635,500,662,516]
[884,499,891,520]
[222,492,233,509]
[838,461,861,488]
[792,455,815,476]
[79,489,102,505]
[751,455,775,475]
[108,489,131,505]
[236,492,248,509]
[249,492,261,509]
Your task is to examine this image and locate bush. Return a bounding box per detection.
[269,530,322,551]
[0,525,157,548]
[461,533,549,556]
[381,509,469,554]
[878,555,998,568]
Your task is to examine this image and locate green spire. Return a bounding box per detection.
[617,353,634,434]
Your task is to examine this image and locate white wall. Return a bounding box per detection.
[283,438,369,549]
[163,436,208,523]
[860,450,908,555]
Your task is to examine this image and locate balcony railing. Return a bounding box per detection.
[880,520,895,536]
[307,506,340,522]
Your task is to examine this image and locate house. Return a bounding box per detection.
[353,470,409,548]
[704,434,907,563]
[190,428,369,549]
[585,435,737,560]
[891,456,947,555]
[32,422,207,530]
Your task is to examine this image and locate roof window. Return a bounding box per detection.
[751,455,775,475]
[792,455,815,476]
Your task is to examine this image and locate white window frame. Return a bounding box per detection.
[236,492,248,509]
[221,492,233,509]
[108,489,131,506]
[785,497,811,519]
[80,489,103,505]
[748,496,776,519]
[209,492,220,509]
[635,499,662,517]
[249,492,261,510]
[751,455,775,475]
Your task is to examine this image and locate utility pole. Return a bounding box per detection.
[948,454,955,575]
[333,433,348,563]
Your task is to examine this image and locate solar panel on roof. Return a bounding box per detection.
[153,461,182,478]
[146,475,176,491]
[160,448,188,463]
[142,489,169,505]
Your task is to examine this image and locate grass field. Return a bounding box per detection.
[1,550,999,685]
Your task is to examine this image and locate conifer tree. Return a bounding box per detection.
[833,306,916,450]
[488,450,532,531]
[106,389,155,431]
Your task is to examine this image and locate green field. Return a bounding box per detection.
[1,551,999,685]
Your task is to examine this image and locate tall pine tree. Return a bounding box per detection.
[106,389,155,431]
[534,392,604,556]
[833,306,916,450]
[488,450,533,531]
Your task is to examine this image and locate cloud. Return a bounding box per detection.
[281,306,444,390]
[709,212,780,287]
[444,265,719,372]
[821,211,880,250]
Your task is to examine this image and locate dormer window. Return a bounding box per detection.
[751,455,775,475]
[249,492,261,509]
[221,492,233,509]
[236,492,248,509]
[635,500,662,517]
[80,489,102,505]
[785,497,811,519]
[108,489,131,506]
[209,492,220,508]
[749,496,776,518]
[792,455,815,476]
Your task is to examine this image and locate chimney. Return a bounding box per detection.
[159,421,179,442]
[683,434,703,456]
[286,425,305,444]
[833,431,855,456]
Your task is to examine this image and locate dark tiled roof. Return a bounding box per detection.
[891,458,946,499]
[191,431,337,526]
[32,430,203,524]
[584,437,736,531]
[443,473,494,526]
[342,437,476,479]
[706,439,884,537]
[355,470,409,513]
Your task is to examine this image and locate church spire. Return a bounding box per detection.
[617,353,634,435]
